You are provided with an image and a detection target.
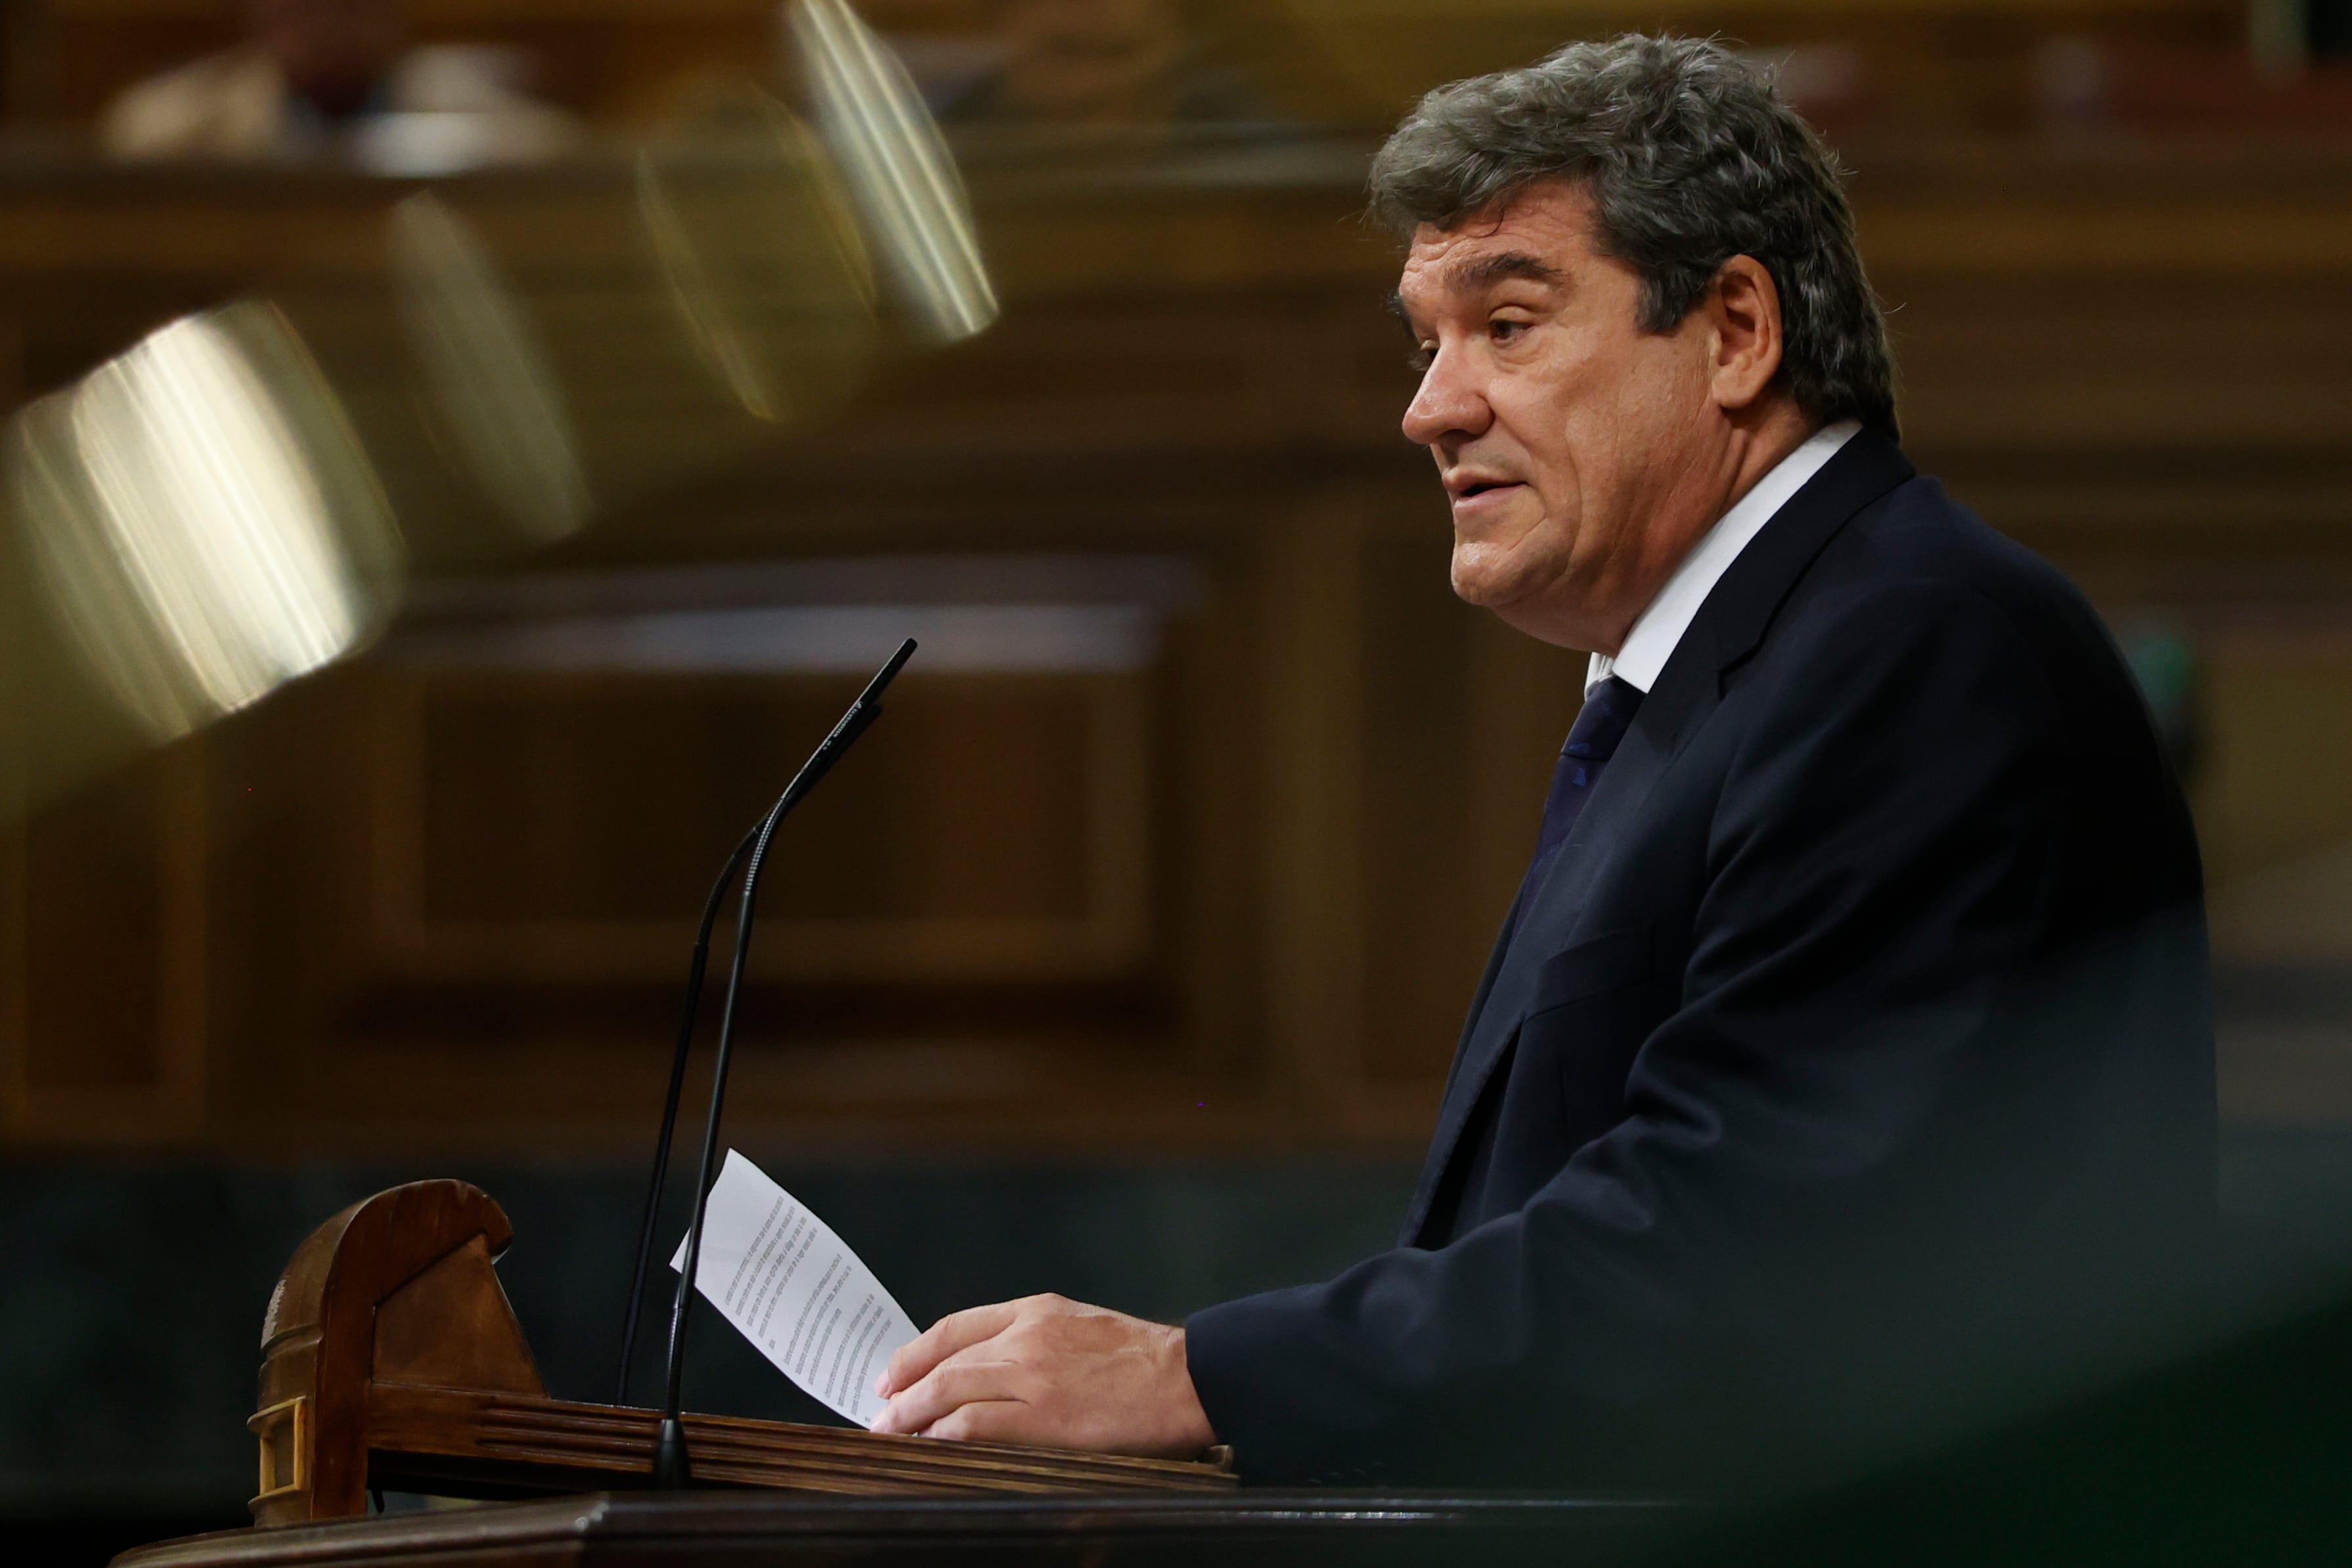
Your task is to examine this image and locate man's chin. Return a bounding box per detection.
[1450,577,1507,611]
[1450,555,1593,649]
[1448,546,1532,611]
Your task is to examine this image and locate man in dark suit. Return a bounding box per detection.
[868,35,2214,1488]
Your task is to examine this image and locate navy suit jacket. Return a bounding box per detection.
[1185,430,2215,1489]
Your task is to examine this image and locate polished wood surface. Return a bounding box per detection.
[121,1489,1672,1568]
[249,1181,1231,1528]
[361,1387,1235,1502]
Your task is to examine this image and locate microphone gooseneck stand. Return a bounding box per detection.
[613,821,759,1406]
[630,638,917,1490]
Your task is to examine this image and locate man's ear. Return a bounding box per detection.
[1708,255,1785,412]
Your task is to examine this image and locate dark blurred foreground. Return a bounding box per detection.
[7,1126,2352,1566]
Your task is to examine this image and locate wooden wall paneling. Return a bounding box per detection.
[156,737,208,1131]
[2203,636,2352,966]
[1343,487,1587,1133]
[1853,163,2352,690]
[16,0,2298,154]
[1352,519,1480,1101]
[2198,634,2352,895]
[1,148,2349,1154]
[18,758,169,1118]
[0,307,20,1141]
[1,738,206,1142]
[364,665,1155,987]
[198,552,1291,1156]
[1,0,54,122]
[1254,490,1366,1127]
[1081,664,1155,980]
[1235,0,2243,131]
[1883,273,2352,460]
[3,295,38,1143]
[1160,546,1265,1088]
[182,668,347,1149]
[0,752,22,1137]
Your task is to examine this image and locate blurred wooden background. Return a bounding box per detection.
[12,0,2332,133]
[3,0,2352,1156]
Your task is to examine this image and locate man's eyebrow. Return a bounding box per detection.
[1447,251,1566,291]
[1388,251,1563,332]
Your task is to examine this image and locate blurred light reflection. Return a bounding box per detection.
[793,0,998,342]
[8,303,402,742]
[635,98,877,425]
[391,192,591,542]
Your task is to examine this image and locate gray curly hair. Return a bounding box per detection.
[1370,35,1896,436]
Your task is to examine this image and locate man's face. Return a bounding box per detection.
[1395,181,1731,653]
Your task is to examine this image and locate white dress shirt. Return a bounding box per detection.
[1586,420,1861,699]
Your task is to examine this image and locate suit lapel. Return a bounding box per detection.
[1685,427,1914,679]
[1399,429,1917,1246]
[1519,431,1913,936]
[1398,694,1685,1243]
[1398,873,1537,1244]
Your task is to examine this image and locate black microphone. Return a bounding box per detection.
[613,818,759,1406]
[615,639,920,1408]
[640,637,916,1489]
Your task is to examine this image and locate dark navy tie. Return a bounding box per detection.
[1436,673,1650,1241]
[1533,675,1646,864]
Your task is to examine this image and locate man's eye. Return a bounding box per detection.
[1490,318,1528,341]
[1406,344,1434,374]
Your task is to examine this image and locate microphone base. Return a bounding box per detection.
[651,1416,692,1490]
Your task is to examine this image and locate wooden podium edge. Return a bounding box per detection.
[116,1492,1667,1568]
[366,1383,1237,1497]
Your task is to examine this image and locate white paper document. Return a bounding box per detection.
[669,1149,918,1426]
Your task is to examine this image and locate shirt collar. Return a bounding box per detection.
[1586,420,1861,699]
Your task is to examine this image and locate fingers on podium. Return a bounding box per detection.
[877,1297,1034,1397]
[874,1357,1027,1436]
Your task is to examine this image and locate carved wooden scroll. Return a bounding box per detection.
[249,1181,1235,1525]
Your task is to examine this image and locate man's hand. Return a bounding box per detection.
[869,1294,1216,1458]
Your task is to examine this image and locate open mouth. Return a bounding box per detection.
[1456,479,1519,500]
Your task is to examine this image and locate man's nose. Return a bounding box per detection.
[1400,347,1490,448]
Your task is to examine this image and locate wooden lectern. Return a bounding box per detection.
[108,1180,1676,1565]
[123,1491,1664,1568]
[246,1181,1233,1525]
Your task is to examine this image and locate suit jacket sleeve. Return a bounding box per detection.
[1183,577,2158,1487]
